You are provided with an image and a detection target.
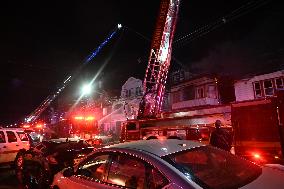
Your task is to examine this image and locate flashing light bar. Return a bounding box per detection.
[74,116,95,121]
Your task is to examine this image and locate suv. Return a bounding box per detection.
[0,127,30,166]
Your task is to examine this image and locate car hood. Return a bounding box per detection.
[241,165,284,189]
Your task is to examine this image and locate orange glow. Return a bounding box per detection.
[23,124,30,129]
[74,116,84,120]
[253,153,261,159]
[36,124,43,129]
[85,116,95,121]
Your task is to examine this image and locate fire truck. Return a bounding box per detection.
[120,0,284,164]
[231,90,284,164]
[120,0,221,143]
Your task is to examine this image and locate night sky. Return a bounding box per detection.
[0,0,283,124]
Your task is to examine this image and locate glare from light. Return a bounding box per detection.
[74,116,84,120]
[85,116,95,121]
[82,84,92,95]
[253,153,261,159]
[117,24,122,29]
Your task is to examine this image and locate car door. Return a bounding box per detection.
[106,153,169,189]
[15,131,30,150]
[0,131,9,163]
[2,130,22,162]
[60,153,115,189]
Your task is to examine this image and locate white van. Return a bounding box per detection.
[0,127,30,165]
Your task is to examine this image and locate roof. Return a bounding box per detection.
[107,139,205,157]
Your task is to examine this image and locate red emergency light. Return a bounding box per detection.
[74,116,95,121]
[85,116,95,121]
[74,116,84,120]
[36,123,43,129]
[22,124,30,129]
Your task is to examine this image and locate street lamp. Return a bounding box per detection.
[81,84,92,96]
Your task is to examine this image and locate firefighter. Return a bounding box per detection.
[209,120,232,151]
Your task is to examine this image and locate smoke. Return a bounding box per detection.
[190,41,258,78]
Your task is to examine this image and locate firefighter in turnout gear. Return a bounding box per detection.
[210,120,233,151]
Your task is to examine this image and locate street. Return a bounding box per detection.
[0,165,19,189]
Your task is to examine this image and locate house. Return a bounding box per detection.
[164,71,235,126]
[234,70,284,102]
[170,75,220,110]
[98,77,143,134]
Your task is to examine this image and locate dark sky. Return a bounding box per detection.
[0,0,283,124]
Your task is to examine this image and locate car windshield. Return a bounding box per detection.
[163,146,262,189]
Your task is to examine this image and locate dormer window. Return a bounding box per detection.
[253,82,262,98]
[263,80,273,96]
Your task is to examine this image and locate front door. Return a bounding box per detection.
[4,131,21,162]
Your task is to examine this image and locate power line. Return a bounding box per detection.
[173,0,271,48]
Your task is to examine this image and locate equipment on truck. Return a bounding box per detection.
[25,24,122,124]
[138,0,180,119]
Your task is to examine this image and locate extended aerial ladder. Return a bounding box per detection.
[138,0,180,119]
[25,24,122,123]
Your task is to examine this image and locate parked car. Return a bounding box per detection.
[0,127,30,167]
[52,139,284,189]
[16,138,94,188]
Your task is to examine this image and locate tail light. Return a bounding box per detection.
[46,154,58,164]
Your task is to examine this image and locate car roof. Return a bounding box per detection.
[106,139,205,157]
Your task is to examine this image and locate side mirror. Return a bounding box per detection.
[63,167,74,177]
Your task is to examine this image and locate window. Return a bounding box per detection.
[114,104,122,110]
[17,132,28,141]
[77,154,110,181]
[107,154,146,188]
[0,131,5,143]
[7,131,17,142]
[136,87,142,96]
[147,168,168,189]
[165,146,261,189]
[182,85,195,100]
[208,85,217,98]
[126,123,137,130]
[253,82,262,98]
[263,80,273,96]
[275,78,284,89]
[172,91,180,103]
[196,87,205,98]
[172,72,180,84]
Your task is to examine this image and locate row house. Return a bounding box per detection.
[234,70,284,102]
[98,77,143,135]
[170,75,220,110]
[166,70,234,126]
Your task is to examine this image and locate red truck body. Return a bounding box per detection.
[231,91,284,164]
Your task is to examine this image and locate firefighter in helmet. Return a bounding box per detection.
[209,120,232,151]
